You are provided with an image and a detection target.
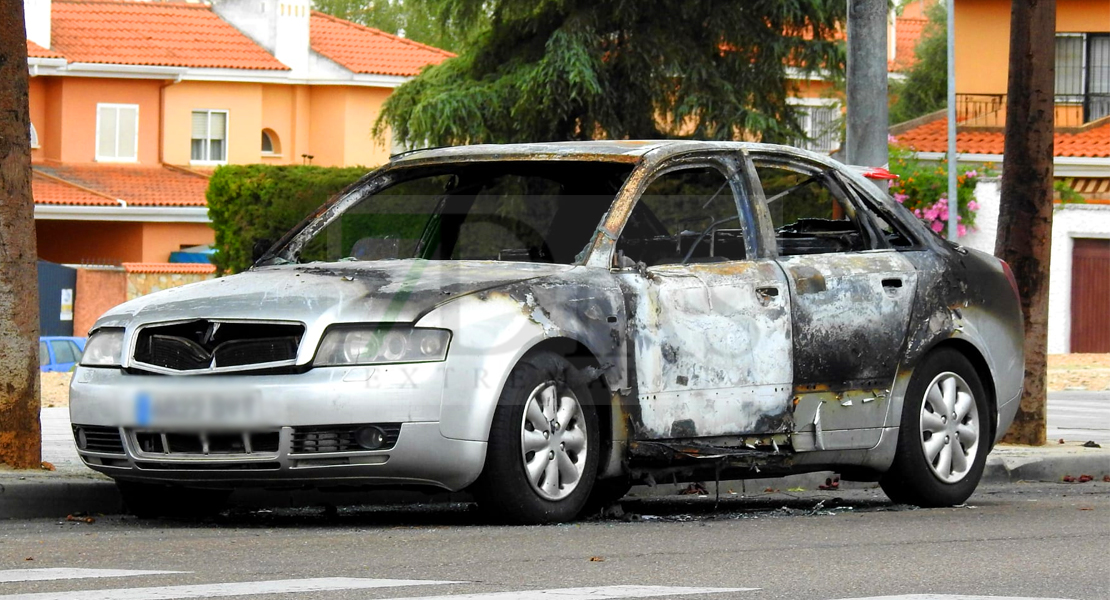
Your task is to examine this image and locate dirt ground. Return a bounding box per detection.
[39,354,1110,409]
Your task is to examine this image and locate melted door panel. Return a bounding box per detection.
[782,251,918,450]
[622,259,793,439]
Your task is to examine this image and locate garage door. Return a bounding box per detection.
[1070,238,1110,352]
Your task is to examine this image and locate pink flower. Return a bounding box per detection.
[893,193,909,204]
[958,224,968,237]
[930,220,944,233]
[965,169,978,178]
[888,134,899,144]
[968,200,980,211]
[914,208,923,217]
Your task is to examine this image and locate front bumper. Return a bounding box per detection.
[68,364,487,491]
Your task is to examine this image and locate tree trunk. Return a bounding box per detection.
[995,0,1056,446]
[0,1,42,468]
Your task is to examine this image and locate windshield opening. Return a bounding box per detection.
[277,161,633,266]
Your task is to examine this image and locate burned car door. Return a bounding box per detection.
[749,153,919,451]
[615,160,793,441]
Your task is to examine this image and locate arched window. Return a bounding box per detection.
[30,122,39,148]
[261,128,280,156]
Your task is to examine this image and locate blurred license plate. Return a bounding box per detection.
[135,389,261,427]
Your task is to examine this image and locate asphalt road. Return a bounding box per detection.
[0,482,1106,600]
[1048,391,1110,444]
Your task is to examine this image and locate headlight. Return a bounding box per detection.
[80,329,125,367]
[313,326,450,366]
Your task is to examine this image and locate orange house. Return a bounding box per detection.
[25,0,453,266]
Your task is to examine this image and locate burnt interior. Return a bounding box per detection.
[133,320,304,371]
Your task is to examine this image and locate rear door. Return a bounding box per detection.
[747,152,918,451]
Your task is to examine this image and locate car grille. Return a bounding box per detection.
[132,320,304,373]
[134,461,281,471]
[73,425,125,454]
[132,431,280,455]
[290,424,401,454]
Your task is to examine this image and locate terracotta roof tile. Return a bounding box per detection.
[50,0,287,70]
[891,17,926,72]
[32,164,209,207]
[123,262,216,274]
[27,39,65,59]
[310,11,454,76]
[893,117,1110,158]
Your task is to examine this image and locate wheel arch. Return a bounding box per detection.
[915,337,999,446]
[521,337,625,480]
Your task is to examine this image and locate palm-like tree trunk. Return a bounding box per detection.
[0,0,42,468]
[995,0,1056,446]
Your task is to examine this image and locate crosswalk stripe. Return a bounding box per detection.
[0,569,186,583]
[0,577,460,600]
[383,585,757,600]
[839,590,1074,594]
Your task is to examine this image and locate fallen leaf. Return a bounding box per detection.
[1078,475,1094,483]
[40,462,55,471]
[763,488,776,493]
[1103,475,1110,483]
[1079,507,1093,511]
[1063,475,1076,482]
[66,514,95,524]
[787,487,806,492]
[589,556,605,562]
[1082,441,1102,448]
[1058,439,1066,444]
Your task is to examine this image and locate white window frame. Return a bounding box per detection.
[786,97,842,154]
[95,103,140,163]
[1055,33,1088,105]
[190,109,230,166]
[261,128,281,157]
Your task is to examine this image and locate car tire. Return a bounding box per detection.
[880,348,991,507]
[116,481,231,519]
[473,352,599,525]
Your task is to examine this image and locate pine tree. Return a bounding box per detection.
[375,0,846,147]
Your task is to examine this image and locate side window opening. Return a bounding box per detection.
[616,167,745,267]
[842,180,917,249]
[755,163,868,256]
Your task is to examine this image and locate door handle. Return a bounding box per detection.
[755,286,780,305]
[881,278,903,296]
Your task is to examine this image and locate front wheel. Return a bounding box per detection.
[880,348,990,507]
[472,352,599,524]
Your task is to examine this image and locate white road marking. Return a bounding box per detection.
[839,590,1074,594]
[0,577,460,600]
[0,569,186,583]
[384,585,756,600]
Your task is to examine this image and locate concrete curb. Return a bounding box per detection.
[2,445,1107,519]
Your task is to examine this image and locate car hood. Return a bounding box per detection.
[94,260,574,329]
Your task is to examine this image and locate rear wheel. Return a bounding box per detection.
[880,348,990,507]
[116,481,231,519]
[472,352,599,524]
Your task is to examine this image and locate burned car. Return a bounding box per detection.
[71,141,1023,523]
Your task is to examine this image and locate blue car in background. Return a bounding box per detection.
[40,337,86,372]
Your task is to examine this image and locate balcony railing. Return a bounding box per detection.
[955,93,1110,129]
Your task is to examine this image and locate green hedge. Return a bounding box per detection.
[206,164,369,274]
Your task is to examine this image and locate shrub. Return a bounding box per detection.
[887,141,987,237]
[206,165,369,274]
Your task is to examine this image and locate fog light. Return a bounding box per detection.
[75,427,88,450]
[354,426,386,450]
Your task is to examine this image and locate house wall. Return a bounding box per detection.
[956,0,1110,95]
[140,222,216,263]
[955,181,1110,353]
[74,267,126,336]
[163,80,264,165]
[127,271,216,300]
[36,220,145,264]
[28,77,46,162]
[28,77,164,164]
[307,86,348,167]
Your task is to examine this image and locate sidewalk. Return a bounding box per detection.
[2,407,1108,519]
